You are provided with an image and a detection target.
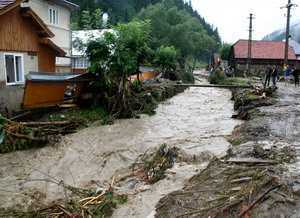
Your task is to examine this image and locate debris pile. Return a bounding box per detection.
[156,158,296,218]
[119,144,177,186]
[0,114,80,153]
[0,186,128,217]
[232,86,276,120]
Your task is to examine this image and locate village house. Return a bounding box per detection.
[22,0,79,72]
[71,29,114,73]
[0,0,69,116]
[229,40,299,75]
[287,38,300,61]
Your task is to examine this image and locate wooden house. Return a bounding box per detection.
[229,40,299,75]
[0,0,66,116]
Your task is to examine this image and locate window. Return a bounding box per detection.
[56,57,60,64]
[49,8,59,25]
[73,58,90,69]
[4,54,24,85]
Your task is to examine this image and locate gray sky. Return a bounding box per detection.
[190,0,300,43]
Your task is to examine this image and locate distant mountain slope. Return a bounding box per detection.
[262,20,300,43]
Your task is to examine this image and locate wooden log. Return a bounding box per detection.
[173,84,251,88]
[226,157,277,165]
[230,177,252,183]
[9,111,32,121]
[19,121,73,126]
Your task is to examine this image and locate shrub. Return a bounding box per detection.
[182,72,195,84]
[208,69,227,84]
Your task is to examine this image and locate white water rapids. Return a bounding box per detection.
[0,75,242,216]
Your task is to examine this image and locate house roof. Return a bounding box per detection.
[20,7,54,37]
[46,0,79,10]
[0,0,27,15]
[25,71,94,82]
[233,40,297,60]
[39,38,66,56]
[288,38,300,55]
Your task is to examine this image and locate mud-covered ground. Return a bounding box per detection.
[155,81,300,217]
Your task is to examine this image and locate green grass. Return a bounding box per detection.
[50,107,111,127]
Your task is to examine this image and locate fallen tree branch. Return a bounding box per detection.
[6,131,47,142]
[211,199,243,218]
[174,200,228,218]
[236,184,282,218]
[19,121,73,126]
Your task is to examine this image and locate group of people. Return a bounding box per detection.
[264,64,300,87]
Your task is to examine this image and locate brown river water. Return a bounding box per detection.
[0,74,242,216]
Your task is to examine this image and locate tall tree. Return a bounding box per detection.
[86,20,152,117]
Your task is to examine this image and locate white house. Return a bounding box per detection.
[22,0,79,72]
[71,29,114,72]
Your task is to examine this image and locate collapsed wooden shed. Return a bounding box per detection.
[22,72,94,109]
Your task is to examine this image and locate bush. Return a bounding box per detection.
[182,72,195,84]
[208,70,227,84]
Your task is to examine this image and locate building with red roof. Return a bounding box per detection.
[229,40,299,75]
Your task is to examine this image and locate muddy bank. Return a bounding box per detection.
[155,81,300,217]
[0,75,242,216]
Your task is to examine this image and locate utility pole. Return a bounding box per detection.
[282,0,297,68]
[246,13,254,76]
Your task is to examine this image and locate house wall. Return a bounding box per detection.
[0,4,57,116]
[0,52,38,117]
[22,0,72,71]
[39,45,56,72]
[0,7,40,52]
[235,59,299,76]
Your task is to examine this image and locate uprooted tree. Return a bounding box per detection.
[86,20,152,118]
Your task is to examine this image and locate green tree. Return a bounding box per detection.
[154,46,177,78]
[219,43,232,61]
[135,1,218,71]
[94,8,103,29]
[82,10,93,30]
[86,20,152,117]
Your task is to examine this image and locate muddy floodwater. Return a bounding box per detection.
[0,77,242,217]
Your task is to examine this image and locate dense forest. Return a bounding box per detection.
[69,0,221,44]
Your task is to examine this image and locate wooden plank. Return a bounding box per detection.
[227,157,277,165]
[173,84,251,88]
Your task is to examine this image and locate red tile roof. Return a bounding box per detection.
[0,0,16,9]
[233,40,297,60]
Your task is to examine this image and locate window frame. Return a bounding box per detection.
[73,57,90,69]
[4,53,25,85]
[49,8,59,25]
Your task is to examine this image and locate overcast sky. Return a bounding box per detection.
[190,0,300,43]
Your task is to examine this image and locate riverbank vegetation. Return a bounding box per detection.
[70,0,221,118]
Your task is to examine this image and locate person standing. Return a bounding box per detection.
[293,67,300,87]
[264,65,272,87]
[271,65,278,87]
[284,64,292,86]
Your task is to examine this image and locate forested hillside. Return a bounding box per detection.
[68,0,220,42]
[262,21,300,43]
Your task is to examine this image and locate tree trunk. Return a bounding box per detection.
[177,58,185,70]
